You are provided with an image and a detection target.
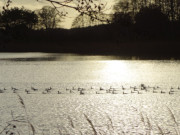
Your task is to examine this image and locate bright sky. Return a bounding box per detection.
[0,0,115,29]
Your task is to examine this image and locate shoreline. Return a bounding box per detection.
[0,40,180,60]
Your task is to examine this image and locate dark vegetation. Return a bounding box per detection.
[0,0,180,59]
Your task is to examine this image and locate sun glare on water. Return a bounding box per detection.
[100,60,130,82]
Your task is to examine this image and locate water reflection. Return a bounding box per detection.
[0,53,123,61]
[100,61,130,82]
[0,57,59,61]
[0,53,180,135]
[0,53,180,86]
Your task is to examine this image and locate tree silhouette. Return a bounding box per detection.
[111,12,133,27]
[36,6,62,29]
[113,0,180,22]
[113,1,131,14]
[72,13,109,28]
[0,7,38,30]
[3,0,109,23]
[0,13,2,28]
[135,5,170,37]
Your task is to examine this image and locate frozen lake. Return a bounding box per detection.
[0,53,180,135]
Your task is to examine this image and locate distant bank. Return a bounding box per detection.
[0,23,180,60]
[1,40,180,60]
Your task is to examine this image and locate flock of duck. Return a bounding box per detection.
[0,84,180,95]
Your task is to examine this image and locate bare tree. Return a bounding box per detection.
[72,13,110,28]
[37,6,62,29]
[3,0,109,23]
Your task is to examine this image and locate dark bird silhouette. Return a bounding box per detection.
[161,90,165,94]
[58,91,61,94]
[25,89,30,94]
[31,87,38,91]
[80,90,84,95]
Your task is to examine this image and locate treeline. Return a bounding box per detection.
[111,0,180,40]
[0,1,180,58]
[0,6,61,30]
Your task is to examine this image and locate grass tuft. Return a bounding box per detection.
[106,114,114,130]
[156,124,164,135]
[16,94,35,135]
[84,114,98,135]
[167,107,178,126]
[68,116,75,129]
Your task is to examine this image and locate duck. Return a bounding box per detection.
[137,91,142,94]
[58,91,61,94]
[0,89,4,93]
[123,91,128,94]
[170,87,174,91]
[78,87,82,91]
[160,90,165,94]
[11,87,18,91]
[25,89,30,94]
[96,91,100,94]
[45,87,52,93]
[169,91,174,95]
[112,90,117,94]
[106,89,110,93]
[153,90,158,93]
[122,86,125,90]
[80,90,84,95]
[131,90,135,93]
[31,87,38,91]
[42,91,47,94]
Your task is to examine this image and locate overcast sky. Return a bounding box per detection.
[0,0,115,28]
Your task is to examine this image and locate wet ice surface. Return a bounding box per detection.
[0,53,180,135]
